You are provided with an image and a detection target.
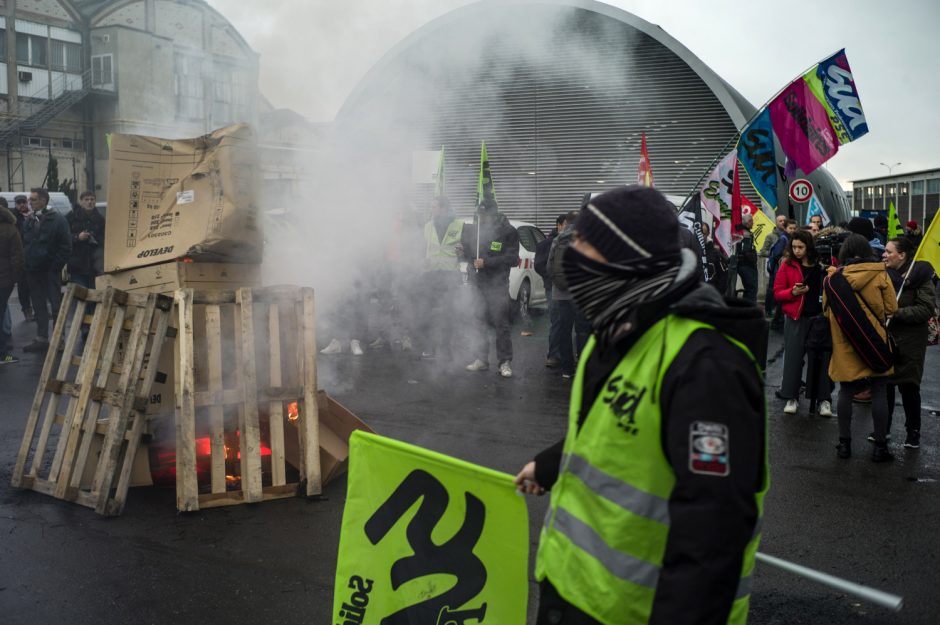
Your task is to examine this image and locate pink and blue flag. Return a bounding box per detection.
[769,78,839,175]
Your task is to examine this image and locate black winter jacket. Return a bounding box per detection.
[67,207,106,276]
[0,206,24,288]
[22,209,71,272]
[459,211,519,286]
[534,271,767,625]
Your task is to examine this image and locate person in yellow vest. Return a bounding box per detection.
[419,196,465,359]
[515,186,769,625]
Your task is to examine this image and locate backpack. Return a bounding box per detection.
[823,270,895,373]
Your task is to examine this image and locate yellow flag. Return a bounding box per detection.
[751,209,776,252]
[914,215,940,275]
[333,432,529,624]
[888,201,902,239]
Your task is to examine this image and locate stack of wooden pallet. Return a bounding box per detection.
[11,283,372,516]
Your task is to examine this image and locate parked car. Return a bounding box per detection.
[0,191,72,215]
[461,218,547,322]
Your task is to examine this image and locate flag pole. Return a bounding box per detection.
[679,51,844,210]
[756,552,903,611]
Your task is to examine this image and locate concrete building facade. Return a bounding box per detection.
[0,0,259,198]
[851,168,940,227]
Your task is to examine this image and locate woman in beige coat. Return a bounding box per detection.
[824,234,897,462]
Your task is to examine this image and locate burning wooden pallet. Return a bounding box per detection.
[10,285,175,516]
[174,286,321,511]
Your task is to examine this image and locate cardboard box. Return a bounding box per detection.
[104,124,263,273]
[96,261,263,415]
[95,261,262,295]
[286,392,375,486]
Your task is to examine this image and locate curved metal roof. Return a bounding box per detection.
[334,0,849,226]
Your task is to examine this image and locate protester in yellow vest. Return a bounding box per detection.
[514,186,769,625]
[419,196,465,359]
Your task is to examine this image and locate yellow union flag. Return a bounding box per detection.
[333,431,529,625]
[914,214,940,276]
[751,208,776,252]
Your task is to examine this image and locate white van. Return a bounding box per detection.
[0,191,73,215]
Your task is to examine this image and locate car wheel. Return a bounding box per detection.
[513,279,531,324]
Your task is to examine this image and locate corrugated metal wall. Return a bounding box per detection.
[335,5,754,233]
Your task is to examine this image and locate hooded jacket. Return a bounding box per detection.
[534,268,767,625]
[0,206,24,288]
[459,210,519,286]
[887,260,936,386]
[823,261,897,382]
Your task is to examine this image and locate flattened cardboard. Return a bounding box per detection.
[104,124,262,273]
[96,262,262,295]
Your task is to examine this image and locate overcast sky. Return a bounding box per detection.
[207,0,938,190]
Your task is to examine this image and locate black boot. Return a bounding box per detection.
[872,442,895,463]
[836,438,851,459]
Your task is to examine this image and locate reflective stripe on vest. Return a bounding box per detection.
[536,314,768,625]
[424,219,464,271]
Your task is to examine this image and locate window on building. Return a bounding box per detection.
[912,180,924,195]
[24,136,51,148]
[888,185,896,196]
[928,179,940,194]
[16,33,47,67]
[91,54,114,89]
[51,41,83,73]
[865,186,873,197]
[899,183,908,196]
[0,30,5,53]
[60,138,83,150]
[874,186,883,197]
[175,53,204,121]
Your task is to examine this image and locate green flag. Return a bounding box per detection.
[477,140,497,208]
[434,145,446,199]
[888,201,902,239]
[333,431,529,625]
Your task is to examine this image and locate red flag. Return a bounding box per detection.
[637,133,654,187]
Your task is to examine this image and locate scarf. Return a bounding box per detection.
[561,245,686,346]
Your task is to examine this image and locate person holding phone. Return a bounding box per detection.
[773,230,831,415]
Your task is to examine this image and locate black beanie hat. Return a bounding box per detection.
[575,185,680,263]
[848,217,874,241]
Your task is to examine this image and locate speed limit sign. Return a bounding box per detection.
[789,179,814,203]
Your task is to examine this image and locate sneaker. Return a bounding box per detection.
[368,338,386,350]
[320,338,342,354]
[783,399,798,414]
[0,353,19,364]
[872,443,895,463]
[350,340,364,356]
[421,351,436,360]
[866,432,892,443]
[23,338,49,353]
[904,431,920,449]
[853,389,872,403]
[401,336,414,352]
[545,357,561,369]
[561,372,573,379]
[836,438,851,459]
[818,401,833,418]
[498,361,512,378]
[465,359,489,372]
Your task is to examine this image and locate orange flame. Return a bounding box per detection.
[287,402,299,422]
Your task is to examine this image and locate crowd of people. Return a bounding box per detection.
[763,212,937,461]
[0,189,104,363]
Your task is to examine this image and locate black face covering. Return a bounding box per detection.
[561,245,682,345]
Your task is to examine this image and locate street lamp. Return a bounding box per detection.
[880,162,901,175]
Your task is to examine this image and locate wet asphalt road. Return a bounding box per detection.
[0,297,938,625]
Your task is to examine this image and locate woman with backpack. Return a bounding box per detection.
[824,234,897,462]
[881,236,936,449]
[773,230,832,416]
